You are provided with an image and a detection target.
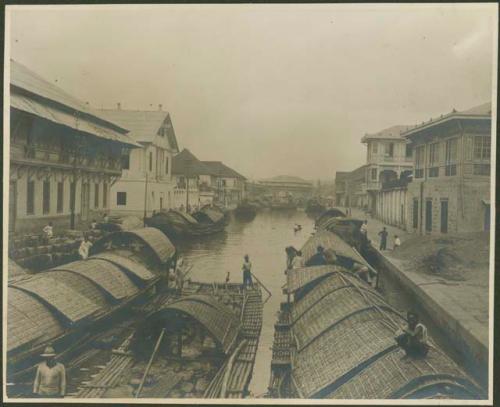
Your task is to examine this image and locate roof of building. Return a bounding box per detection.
[98,109,179,151]
[172,148,215,176]
[202,161,246,180]
[402,102,492,138]
[361,125,410,143]
[260,175,313,185]
[10,60,139,147]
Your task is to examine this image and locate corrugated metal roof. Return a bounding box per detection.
[10,276,100,324]
[11,93,139,147]
[202,161,246,180]
[172,148,215,176]
[53,259,139,300]
[92,252,156,281]
[361,125,409,143]
[98,109,179,150]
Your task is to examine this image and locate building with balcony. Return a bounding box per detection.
[334,171,349,206]
[403,102,492,235]
[9,60,138,234]
[361,125,414,215]
[202,161,246,208]
[99,107,179,217]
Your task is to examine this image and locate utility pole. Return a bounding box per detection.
[143,172,149,226]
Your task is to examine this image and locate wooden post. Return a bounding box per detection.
[135,328,165,398]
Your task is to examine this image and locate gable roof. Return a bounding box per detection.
[10,60,139,147]
[202,161,246,180]
[402,102,492,138]
[361,125,410,143]
[172,148,215,176]
[98,109,179,151]
[260,175,313,185]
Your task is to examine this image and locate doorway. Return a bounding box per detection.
[425,199,432,233]
[440,200,448,234]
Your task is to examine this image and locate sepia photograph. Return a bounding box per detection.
[2,3,497,404]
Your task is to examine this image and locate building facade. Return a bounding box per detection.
[9,60,137,234]
[99,108,179,217]
[403,103,492,235]
[202,161,246,208]
[258,175,314,201]
[361,125,413,215]
[333,166,368,209]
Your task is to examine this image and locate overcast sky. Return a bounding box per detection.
[7,4,497,180]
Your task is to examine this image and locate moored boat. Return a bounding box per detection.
[268,220,485,400]
[234,201,259,220]
[305,200,326,217]
[6,227,176,393]
[145,208,226,241]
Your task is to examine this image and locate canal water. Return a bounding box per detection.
[178,209,485,395]
[177,209,316,396]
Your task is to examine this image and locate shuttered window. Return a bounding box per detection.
[27,180,35,215]
[94,183,99,208]
[57,182,64,213]
[43,181,50,214]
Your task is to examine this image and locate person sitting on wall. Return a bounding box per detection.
[395,311,429,358]
[90,219,97,230]
[305,246,328,266]
[78,234,93,260]
[103,213,110,223]
[42,222,53,243]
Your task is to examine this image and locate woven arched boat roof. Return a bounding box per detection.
[155,295,241,354]
[7,287,65,352]
[316,208,346,224]
[53,259,139,300]
[321,217,364,232]
[43,270,110,309]
[169,210,199,225]
[285,265,340,294]
[92,252,156,281]
[10,275,101,324]
[325,347,484,399]
[8,259,28,280]
[301,230,367,266]
[93,227,175,264]
[201,208,224,223]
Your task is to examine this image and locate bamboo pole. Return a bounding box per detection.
[249,271,272,304]
[135,328,166,398]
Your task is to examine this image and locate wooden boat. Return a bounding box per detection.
[234,201,259,220]
[6,227,176,393]
[314,207,346,228]
[73,281,263,399]
[145,209,226,241]
[305,200,326,217]
[268,230,485,400]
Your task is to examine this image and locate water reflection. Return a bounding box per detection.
[178,209,315,395]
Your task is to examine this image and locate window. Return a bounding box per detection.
[70,182,76,212]
[43,181,50,214]
[429,142,440,177]
[94,183,99,208]
[384,143,394,157]
[473,136,491,161]
[149,152,153,172]
[473,164,490,176]
[165,157,169,174]
[371,168,377,181]
[103,183,108,207]
[412,199,419,229]
[445,138,457,176]
[57,182,64,213]
[121,154,130,170]
[27,180,35,215]
[415,145,425,178]
[440,200,448,234]
[425,199,432,233]
[405,144,412,158]
[372,142,378,154]
[117,192,127,206]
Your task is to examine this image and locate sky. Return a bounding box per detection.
[7,4,497,180]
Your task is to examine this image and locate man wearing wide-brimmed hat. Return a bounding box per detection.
[33,346,66,398]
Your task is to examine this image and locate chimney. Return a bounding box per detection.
[159,104,163,111]
[117,102,121,110]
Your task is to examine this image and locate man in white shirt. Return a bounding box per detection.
[242,255,253,289]
[394,235,401,250]
[78,235,93,260]
[291,250,305,269]
[33,346,66,398]
[42,222,53,242]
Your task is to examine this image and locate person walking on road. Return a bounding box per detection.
[242,254,253,289]
[378,227,388,251]
[33,346,66,398]
[393,235,401,250]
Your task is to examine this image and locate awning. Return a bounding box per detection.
[11,93,140,147]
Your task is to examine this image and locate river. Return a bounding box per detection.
[177,209,316,396]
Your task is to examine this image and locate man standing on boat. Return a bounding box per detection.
[242,254,253,289]
[33,346,66,398]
